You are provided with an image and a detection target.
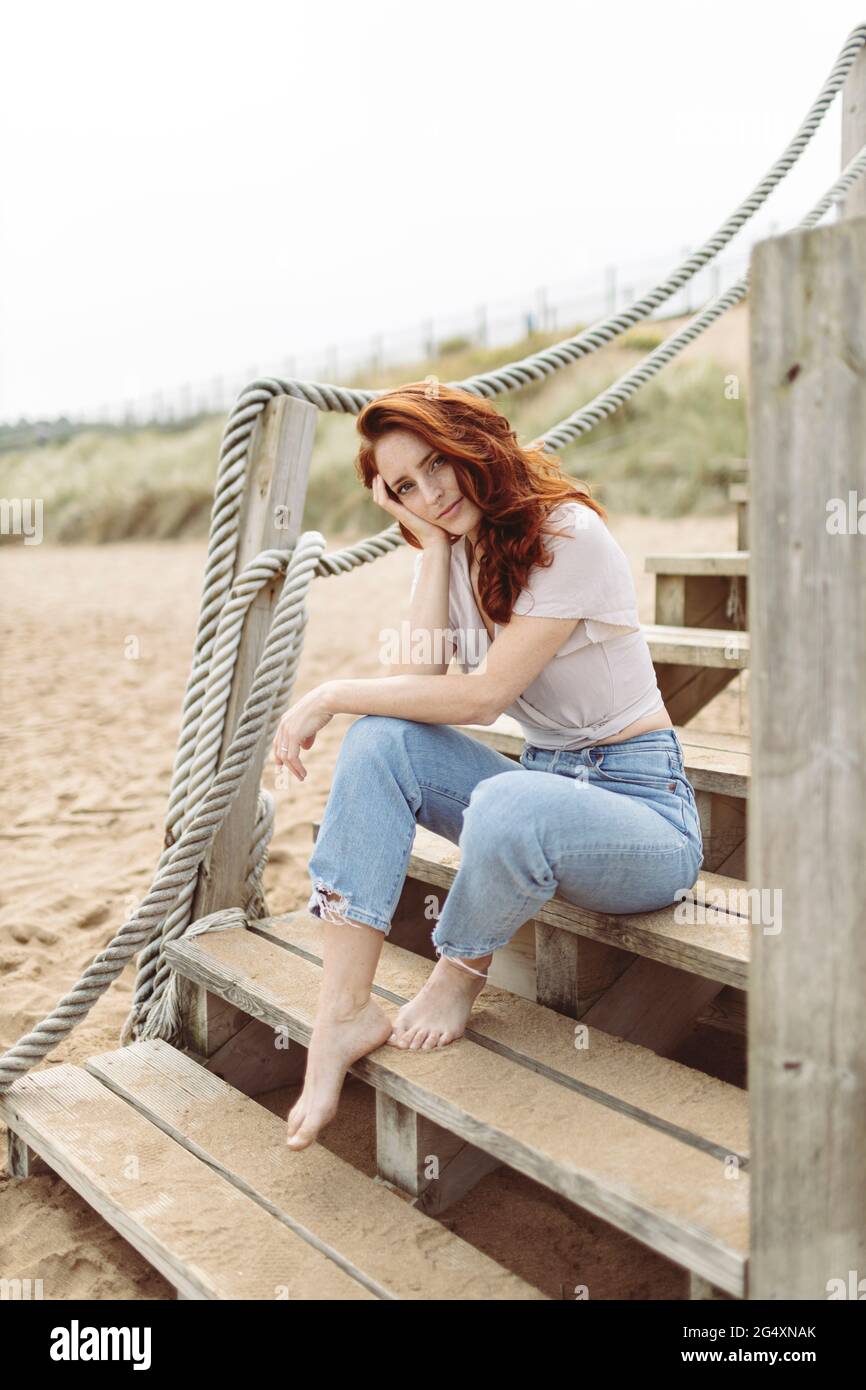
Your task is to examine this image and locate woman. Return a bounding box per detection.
[273,381,704,1150]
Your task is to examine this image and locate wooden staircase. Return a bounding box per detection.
[1,444,753,1302]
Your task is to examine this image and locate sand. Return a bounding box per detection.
[0,512,746,1300]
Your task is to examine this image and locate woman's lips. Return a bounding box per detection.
[439,497,462,518]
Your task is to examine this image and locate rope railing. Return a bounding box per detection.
[541,140,866,450]
[244,23,866,420]
[1,25,864,1091]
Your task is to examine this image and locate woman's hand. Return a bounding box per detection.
[272,686,335,782]
[371,473,457,549]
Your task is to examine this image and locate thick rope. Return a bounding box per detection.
[540,141,866,450]
[0,25,863,1091]
[126,524,404,1027]
[0,531,402,1088]
[239,23,866,419]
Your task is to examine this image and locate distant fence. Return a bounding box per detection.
[2,231,774,445]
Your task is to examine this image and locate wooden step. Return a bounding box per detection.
[645,624,748,668]
[646,552,749,578]
[454,715,750,800]
[82,1038,544,1300]
[648,557,748,634]
[406,825,749,992]
[646,625,747,724]
[0,1062,373,1300]
[164,916,749,1295]
[729,482,749,549]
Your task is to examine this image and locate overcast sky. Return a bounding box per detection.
[2,0,864,422]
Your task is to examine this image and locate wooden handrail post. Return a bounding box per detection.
[748,212,866,1297]
[190,393,317,924]
[840,42,866,221]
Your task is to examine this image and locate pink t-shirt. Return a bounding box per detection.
[410,501,663,750]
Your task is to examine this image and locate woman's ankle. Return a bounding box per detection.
[315,991,376,1022]
[437,953,492,980]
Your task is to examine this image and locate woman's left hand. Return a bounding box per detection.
[272,686,335,782]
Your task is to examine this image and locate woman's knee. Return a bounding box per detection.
[338,713,411,760]
[460,771,531,849]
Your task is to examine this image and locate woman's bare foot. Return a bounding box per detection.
[286,997,392,1150]
[387,954,491,1051]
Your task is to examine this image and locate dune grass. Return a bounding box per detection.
[1,312,748,545]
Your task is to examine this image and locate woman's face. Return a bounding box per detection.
[373,430,483,537]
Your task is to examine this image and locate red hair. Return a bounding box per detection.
[355,380,607,625]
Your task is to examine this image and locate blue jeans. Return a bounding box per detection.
[306,716,705,962]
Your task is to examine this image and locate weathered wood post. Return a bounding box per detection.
[748,203,866,1296]
[840,41,866,221]
[178,393,318,1090]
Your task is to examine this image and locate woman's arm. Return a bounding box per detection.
[321,670,488,726]
[384,541,455,677]
[273,613,580,781]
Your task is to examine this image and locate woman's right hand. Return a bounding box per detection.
[371,473,457,549]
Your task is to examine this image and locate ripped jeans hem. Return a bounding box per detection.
[307,881,391,934]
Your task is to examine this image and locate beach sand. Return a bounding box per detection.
[0,512,746,1300]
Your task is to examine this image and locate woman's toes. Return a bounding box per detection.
[421,1031,441,1050]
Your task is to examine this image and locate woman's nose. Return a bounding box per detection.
[420,481,443,507]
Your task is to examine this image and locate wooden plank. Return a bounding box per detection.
[654,574,747,630]
[694,789,747,875]
[189,394,317,928]
[202,1015,308,1096]
[86,1039,541,1300]
[6,1129,51,1178]
[581,958,724,1058]
[452,718,751,800]
[646,625,749,668]
[256,912,750,1157]
[748,213,866,1296]
[695,986,746,1038]
[0,1064,373,1300]
[690,1273,737,1301]
[163,924,748,1292]
[840,41,866,220]
[404,824,750,990]
[646,552,749,576]
[185,393,316,1060]
[655,664,740,726]
[736,501,748,552]
[534,921,634,1017]
[375,1093,503,1216]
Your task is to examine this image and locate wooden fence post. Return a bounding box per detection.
[179,393,317,1068]
[840,42,866,221]
[748,212,866,1297]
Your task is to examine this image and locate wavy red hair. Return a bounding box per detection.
[355,380,607,625]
